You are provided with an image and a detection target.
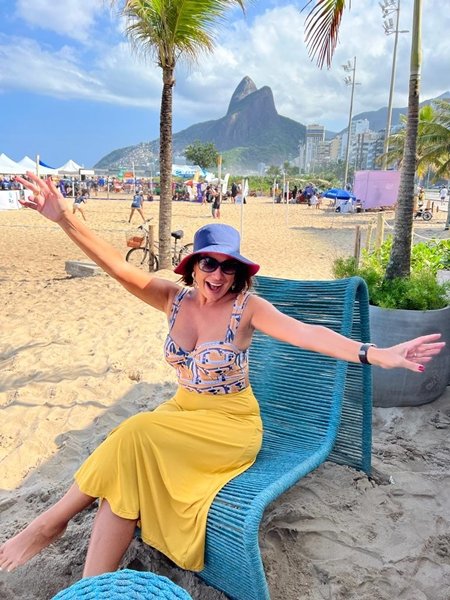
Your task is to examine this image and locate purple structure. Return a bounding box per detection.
[353,170,401,209]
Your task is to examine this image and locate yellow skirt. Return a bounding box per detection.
[74,385,263,571]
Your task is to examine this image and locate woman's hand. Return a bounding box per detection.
[15,172,71,223]
[370,333,445,372]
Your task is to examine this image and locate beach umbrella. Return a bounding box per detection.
[323,188,355,200]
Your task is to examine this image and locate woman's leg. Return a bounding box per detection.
[128,209,135,223]
[0,484,94,573]
[137,208,146,222]
[83,500,137,577]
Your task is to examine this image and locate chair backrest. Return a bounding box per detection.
[249,275,372,473]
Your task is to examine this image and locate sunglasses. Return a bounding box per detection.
[197,256,240,275]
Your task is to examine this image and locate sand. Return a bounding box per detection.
[0,196,449,600]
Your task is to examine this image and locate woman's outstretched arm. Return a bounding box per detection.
[248,295,445,373]
[16,172,178,313]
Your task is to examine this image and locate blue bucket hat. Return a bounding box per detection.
[174,224,260,276]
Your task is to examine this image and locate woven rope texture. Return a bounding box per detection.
[52,569,192,600]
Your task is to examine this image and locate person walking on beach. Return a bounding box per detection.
[201,184,211,205]
[439,186,449,230]
[211,187,221,218]
[72,188,88,221]
[0,171,445,582]
[230,182,238,204]
[309,192,319,209]
[128,190,145,223]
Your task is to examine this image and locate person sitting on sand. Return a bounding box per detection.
[0,171,445,581]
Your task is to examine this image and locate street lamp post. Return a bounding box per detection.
[342,56,360,189]
[379,0,408,169]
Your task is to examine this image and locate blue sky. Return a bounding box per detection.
[1,0,449,168]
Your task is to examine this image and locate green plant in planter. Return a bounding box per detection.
[333,237,450,310]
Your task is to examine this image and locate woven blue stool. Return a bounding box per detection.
[52,569,192,599]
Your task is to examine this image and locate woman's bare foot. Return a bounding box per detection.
[0,516,66,572]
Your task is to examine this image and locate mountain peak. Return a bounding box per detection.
[94,75,306,170]
[227,76,258,114]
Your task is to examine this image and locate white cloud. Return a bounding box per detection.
[170,1,450,130]
[0,33,161,108]
[1,0,449,134]
[15,0,105,42]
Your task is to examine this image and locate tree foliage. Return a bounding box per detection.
[380,101,450,180]
[184,140,219,170]
[419,99,450,179]
[333,238,450,310]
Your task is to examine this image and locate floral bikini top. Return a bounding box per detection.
[164,288,251,394]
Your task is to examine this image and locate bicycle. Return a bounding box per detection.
[125,219,194,271]
[414,203,433,221]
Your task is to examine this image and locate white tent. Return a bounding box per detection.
[0,153,26,174]
[172,164,206,178]
[57,159,83,174]
[18,156,59,176]
[18,156,37,170]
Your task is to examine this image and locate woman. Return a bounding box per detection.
[128,190,145,223]
[211,187,221,219]
[72,187,88,221]
[0,172,444,578]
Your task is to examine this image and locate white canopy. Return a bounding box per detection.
[57,159,83,174]
[172,164,206,178]
[0,153,26,174]
[18,156,37,170]
[18,156,59,176]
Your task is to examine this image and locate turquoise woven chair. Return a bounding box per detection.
[199,276,372,600]
[52,569,192,599]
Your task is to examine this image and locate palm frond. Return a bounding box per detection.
[120,0,246,66]
[419,100,450,177]
[303,0,347,69]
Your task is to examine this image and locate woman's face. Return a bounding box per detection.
[193,252,239,301]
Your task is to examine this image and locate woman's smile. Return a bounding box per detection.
[205,280,226,293]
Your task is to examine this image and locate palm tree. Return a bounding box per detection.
[304,0,423,279]
[420,99,450,229]
[379,99,450,227]
[419,100,450,179]
[117,0,246,268]
[380,105,436,176]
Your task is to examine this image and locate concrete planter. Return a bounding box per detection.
[370,304,450,407]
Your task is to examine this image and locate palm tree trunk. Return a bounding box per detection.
[158,66,175,269]
[385,0,422,280]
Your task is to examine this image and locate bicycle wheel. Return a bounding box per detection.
[422,210,432,221]
[126,248,159,271]
[178,243,194,266]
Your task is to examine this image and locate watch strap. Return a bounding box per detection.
[358,343,376,365]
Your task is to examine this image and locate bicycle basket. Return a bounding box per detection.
[125,228,145,248]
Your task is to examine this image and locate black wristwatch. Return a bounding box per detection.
[358,343,376,365]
